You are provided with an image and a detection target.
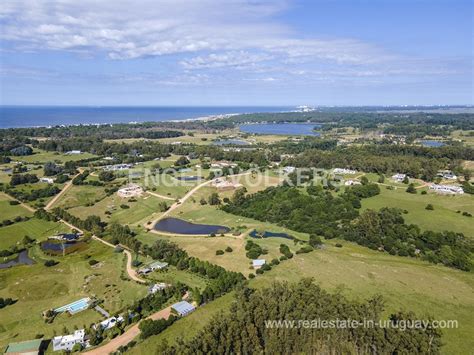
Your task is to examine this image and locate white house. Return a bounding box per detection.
[429,184,464,195]
[344,179,361,186]
[117,184,143,198]
[171,301,196,316]
[66,150,82,155]
[437,170,458,180]
[94,316,124,331]
[40,177,55,184]
[333,168,356,175]
[282,166,296,174]
[252,259,266,269]
[52,329,87,352]
[392,173,407,182]
[149,283,168,294]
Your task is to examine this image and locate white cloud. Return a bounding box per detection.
[0,0,385,65]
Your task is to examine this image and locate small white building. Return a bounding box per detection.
[40,177,55,184]
[104,163,133,171]
[171,301,196,316]
[392,173,407,182]
[117,184,143,198]
[66,150,82,155]
[252,259,266,269]
[149,283,168,294]
[429,184,464,195]
[437,170,458,180]
[344,179,361,186]
[333,168,356,175]
[211,178,243,191]
[52,329,87,352]
[282,166,296,174]
[94,316,124,331]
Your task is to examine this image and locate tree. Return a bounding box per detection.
[43,162,62,176]
[378,174,385,183]
[98,170,116,182]
[406,183,417,194]
[208,192,221,205]
[308,235,323,248]
[175,156,190,167]
[402,175,410,184]
[425,204,434,210]
[360,176,369,185]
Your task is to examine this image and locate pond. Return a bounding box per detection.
[420,140,445,147]
[213,139,250,146]
[40,240,86,255]
[249,229,294,240]
[154,217,230,235]
[175,176,202,181]
[239,123,321,136]
[0,250,34,269]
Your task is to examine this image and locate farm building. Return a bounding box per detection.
[344,179,361,186]
[117,184,143,198]
[40,177,55,184]
[104,163,133,171]
[139,261,168,274]
[52,329,87,352]
[149,283,168,294]
[429,184,464,195]
[4,339,43,355]
[49,233,80,241]
[437,170,458,180]
[333,168,356,174]
[282,166,296,174]
[252,259,266,269]
[391,173,407,182]
[171,301,196,316]
[211,178,243,191]
[94,316,124,331]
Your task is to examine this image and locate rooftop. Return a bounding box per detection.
[5,339,42,354]
[172,301,195,315]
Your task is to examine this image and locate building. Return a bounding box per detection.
[94,316,124,331]
[210,161,238,169]
[211,178,243,191]
[437,170,458,180]
[392,173,407,182]
[104,163,133,171]
[252,259,266,269]
[171,301,196,316]
[52,329,87,352]
[4,339,43,355]
[40,177,54,184]
[333,168,356,175]
[49,233,80,241]
[282,166,296,174]
[117,184,143,198]
[138,261,168,274]
[429,184,464,195]
[149,283,168,294]
[66,150,82,155]
[344,179,361,186]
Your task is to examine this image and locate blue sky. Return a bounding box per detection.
[0,0,472,106]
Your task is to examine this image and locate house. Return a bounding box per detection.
[94,316,124,331]
[391,173,407,182]
[66,150,82,155]
[333,168,356,175]
[138,261,168,274]
[4,339,43,355]
[40,177,54,184]
[210,161,237,169]
[282,166,296,174]
[429,184,464,195]
[344,179,361,186]
[211,178,243,191]
[149,283,168,294]
[437,170,458,180]
[52,329,87,352]
[171,301,196,316]
[252,259,266,269]
[49,233,80,241]
[104,163,133,171]
[117,184,143,198]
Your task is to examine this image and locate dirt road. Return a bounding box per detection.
[45,170,82,211]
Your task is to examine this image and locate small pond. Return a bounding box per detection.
[420,140,445,147]
[41,241,86,255]
[249,229,294,240]
[0,250,34,269]
[239,123,321,136]
[154,217,230,235]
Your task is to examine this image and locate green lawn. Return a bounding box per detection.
[0,218,70,250]
[10,149,98,164]
[0,240,148,349]
[0,193,33,221]
[144,267,209,290]
[361,185,474,237]
[54,184,109,210]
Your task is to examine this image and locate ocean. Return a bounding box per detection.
[0,106,292,128]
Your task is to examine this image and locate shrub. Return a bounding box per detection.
[120,204,130,209]
[44,260,58,267]
[9,200,20,205]
[248,273,255,279]
[425,204,434,210]
[225,246,233,253]
[215,250,224,256]
[88,259,99,266]
[335,243,343,248]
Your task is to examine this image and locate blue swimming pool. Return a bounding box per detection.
[54,297,90,314]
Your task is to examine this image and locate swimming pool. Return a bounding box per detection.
[54,297,91,314]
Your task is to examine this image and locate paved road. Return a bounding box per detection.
[83,306,172,355]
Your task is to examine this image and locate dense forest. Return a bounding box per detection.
[162,279,443,354]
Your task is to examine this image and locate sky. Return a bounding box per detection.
[0,0,472,106]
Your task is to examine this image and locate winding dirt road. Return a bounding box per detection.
[45,170,82,211]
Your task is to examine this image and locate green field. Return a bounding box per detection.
[361,184,474,237]
[0,193,33,221]
[0,240,148,348]
[0,218,70,250]
[9,149,98,164]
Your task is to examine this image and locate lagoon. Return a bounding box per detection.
[420,140,445,147]
[0,250,34,269]
[239,123,320,136]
